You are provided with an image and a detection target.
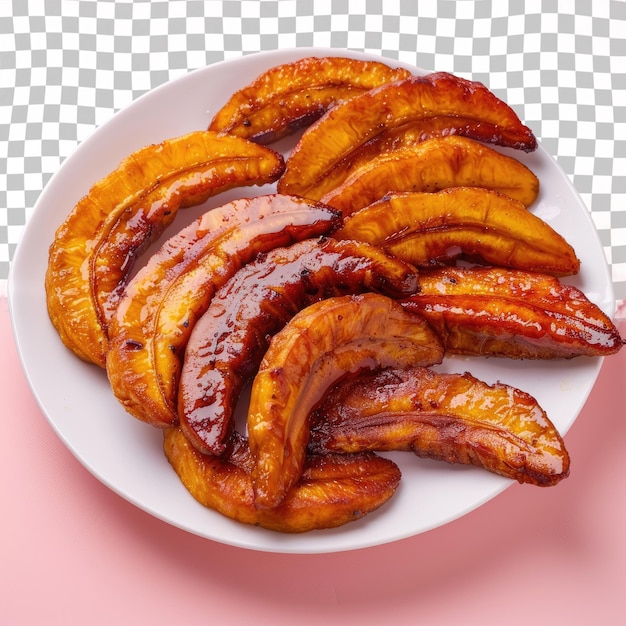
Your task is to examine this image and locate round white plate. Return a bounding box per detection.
[9,48,616,553]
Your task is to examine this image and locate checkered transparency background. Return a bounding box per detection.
[2,0,625,303]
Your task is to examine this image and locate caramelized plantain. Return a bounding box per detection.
[318,136,539,216]
[334,187,580,276]
[164,429,401,532]
[301,116,536,200]
[179,237,421,456]
[46,131,285,367]
[106,195,340,428]
[247,293,445,509]
[208,56,411,143]
[310,367,569,486]
[401,266,624,358]
[278,71,537,198]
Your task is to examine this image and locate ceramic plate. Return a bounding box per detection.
[9,48,616,553]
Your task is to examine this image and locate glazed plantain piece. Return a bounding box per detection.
[106,194,341,428]
[298,116,536,201]
[46,131,284,367]
[318,136,540,216]
[334,187,580,276]
[401,266,624,358]
[247,293,445,510]
[164,429,401,533]
[278,71,537,198]
[179,237,422,457]
[209,55,411,143]
[309,367,570,487]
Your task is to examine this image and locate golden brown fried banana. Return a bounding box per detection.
[301,116,536,200]
[164,429,401,533]
[179,237,422,456]
[278,71,537,198]
[309,367,570,486]
[209,57,411,143]
[208,55,411,143]
[46,131,285,367]
[106,195,340,428]
[334,187,580,276]
[318,136,540,216]
[401,266,624,358]
[247,293,445,509]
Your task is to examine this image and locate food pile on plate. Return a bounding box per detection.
[45,55,624,533]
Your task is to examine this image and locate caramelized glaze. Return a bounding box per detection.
[106,195,340,428]
[310,367,570,486]
[179,238,420,456]
[402,266,624,358]
[279,71,537,199]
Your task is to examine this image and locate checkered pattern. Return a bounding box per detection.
[2,0,625,303]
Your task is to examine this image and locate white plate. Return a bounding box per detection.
[8,48,616,554]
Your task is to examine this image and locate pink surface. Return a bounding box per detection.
[2,295,625,626]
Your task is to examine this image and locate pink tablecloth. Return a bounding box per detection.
[2,296,624,625]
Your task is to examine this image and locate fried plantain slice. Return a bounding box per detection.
[309,367,570,486]
[208,55,412,144]
[318,136,540,216]
[401,266,624,358]
[179,237,422,456]
[164,429,401,533]
[334,187,580,276]
[247,293,445,510]
[299,116,535,201]
[46,130,285,367]
[278,71,537,198]
[106,195,340,428]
